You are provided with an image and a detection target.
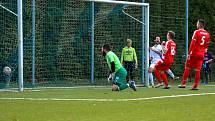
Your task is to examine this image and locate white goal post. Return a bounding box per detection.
[85,0,150,85]
[18,0,24,92]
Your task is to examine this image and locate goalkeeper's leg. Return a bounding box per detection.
[112,67,129,91]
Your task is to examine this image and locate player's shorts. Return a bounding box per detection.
[185,56,204,70]
[113,67,127,85]
[155,60,172,71]
[150,59,162,68]
[124,61,135,73]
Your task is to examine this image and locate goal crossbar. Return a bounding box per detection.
[85,0,149,6]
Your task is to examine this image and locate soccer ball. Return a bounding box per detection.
[3,66,12,75]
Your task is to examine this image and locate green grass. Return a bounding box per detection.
[0,85,215,121]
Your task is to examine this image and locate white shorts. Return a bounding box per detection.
[150,59,162,68]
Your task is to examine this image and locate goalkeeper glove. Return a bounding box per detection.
[108,73,114,82]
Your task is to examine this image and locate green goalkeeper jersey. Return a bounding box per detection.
[106,51,122,73]
[121,46,137,63]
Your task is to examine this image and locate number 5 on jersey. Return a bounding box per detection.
[200,36,205,45]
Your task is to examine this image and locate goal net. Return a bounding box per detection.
[0,1,19,90]
[32,0,149,87]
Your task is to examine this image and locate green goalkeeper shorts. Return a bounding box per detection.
[113,67,127,85]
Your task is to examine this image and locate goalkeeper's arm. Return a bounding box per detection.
[108,62,115,82]
[110,61,115,73]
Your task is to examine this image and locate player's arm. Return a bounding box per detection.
[188,31,198,55]
[107,56,115,82]
[162,41,168,54]
[110,61,115,73]
[121,48,124,64]
[150,46,162,56]
[152,48,162,56]
[107,54,116,73]
[188,40,196,55]
[206,53,213,64]
[107,62,115,82]
[207,59,213,64]
[149,50,153,61]
[133,48,138,68]
[133,48,138,64]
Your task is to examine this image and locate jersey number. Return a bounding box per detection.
[200,36,205,45]
[171,46,176,55]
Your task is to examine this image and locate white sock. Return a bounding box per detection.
[149,73,154,86]
[148,73,153,86]
[151,73,154,86]
[167,69,175,79]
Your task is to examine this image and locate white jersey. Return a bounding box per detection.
[150,44,162,67]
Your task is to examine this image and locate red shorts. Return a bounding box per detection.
[155,60,172,71]
[185,56,203,70]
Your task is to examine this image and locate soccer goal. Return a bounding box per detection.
[6,0,150,88]
[18,0,149,87]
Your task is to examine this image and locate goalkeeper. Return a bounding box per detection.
[102,44,137,91]
[121,39,138,84]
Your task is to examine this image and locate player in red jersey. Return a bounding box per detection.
[149,31,176,89]
[178,19,210,90]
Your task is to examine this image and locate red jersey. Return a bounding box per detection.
[163,40,176,64]
[189,29,210,58]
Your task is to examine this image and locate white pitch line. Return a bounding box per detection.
[0,93,215,102]
[0,89,19,93]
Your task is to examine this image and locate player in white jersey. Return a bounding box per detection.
[147,37,179,88]
[147,37,162,87]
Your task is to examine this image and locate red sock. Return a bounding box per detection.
[161,73,168,87]
[193,70,200,89]
[154,69,162,84]
[182,68,190,85]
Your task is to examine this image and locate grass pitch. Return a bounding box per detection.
[0,85,215,121]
